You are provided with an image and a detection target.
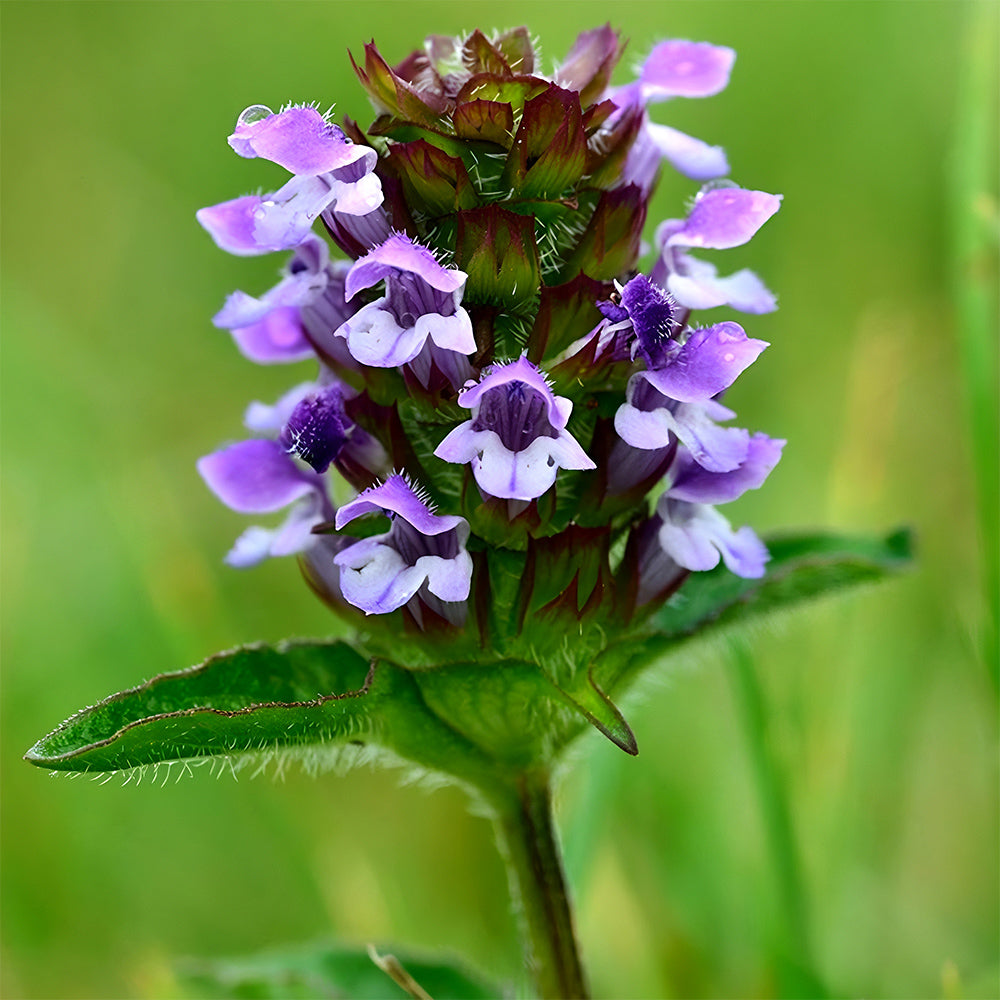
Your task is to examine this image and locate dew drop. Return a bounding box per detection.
[236,105,273,129]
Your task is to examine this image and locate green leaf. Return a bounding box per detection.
[24,642,501,790]
[594,527,915,696]
[177,940,500,1000]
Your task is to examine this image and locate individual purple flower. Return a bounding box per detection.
[608,40,735,186]
[197,439,333,568]
[196,105,382,256]
[333,475,472,615]
[336,233,476,368]
[435,356,596,501]
[652,185,781,313]
[614,320,767,472]
[653,495,769,577]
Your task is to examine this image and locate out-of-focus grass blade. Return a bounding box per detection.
[949,1,1000,687]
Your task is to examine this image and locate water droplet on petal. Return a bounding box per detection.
[237,105,273,129]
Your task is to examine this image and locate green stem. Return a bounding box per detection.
[728,638,827,997]
[490,769,589,1000]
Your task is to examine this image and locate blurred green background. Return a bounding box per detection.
[2,2,997,998]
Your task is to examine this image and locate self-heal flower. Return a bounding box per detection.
[652,184,782,313]
[333,475,472,616]
[435,357,595,501]
[608,40,735,187]
[614,321,767,472]
[196,105,382,256]
[337,233,476,368]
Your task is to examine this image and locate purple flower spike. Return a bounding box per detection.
[228,105,376,178]
[655,496,769,578]
[435,357,596,501]
[639,41,736,101]
[337,233,475,367]
[668,433,785,504]
[333,475,472,615]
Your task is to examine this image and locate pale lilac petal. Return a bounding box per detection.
[336,542,471,615]
[339,300,429,367]
[327,170,384,217]
[665,401,750,473]
[197,439,319,513]
[422,308,476,354]
[419,549,475,603]
[250,174,340,251]
[642,323,768,402]
[472,434,558,502]
[614,401,675,451]
[645,122,728,180]
[639,41,735,100]
[705,268,777,314]
[434,423,484,465]
[656,499,769,578]
[665,262,730,310]
[196,196,272,256]
[228,105,376,177]
[667,187,782,250]
[668,434,785,503]
[229,307,314,364]
[225,526,276,568]
[657,506,723,571]
[333,475,472,615]
[268,494,328,556]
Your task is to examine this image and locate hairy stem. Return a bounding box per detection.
[491,769,589,999]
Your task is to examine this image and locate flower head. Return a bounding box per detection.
[198,23,785,632]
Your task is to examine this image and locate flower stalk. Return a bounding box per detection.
[490,770,589,1000]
